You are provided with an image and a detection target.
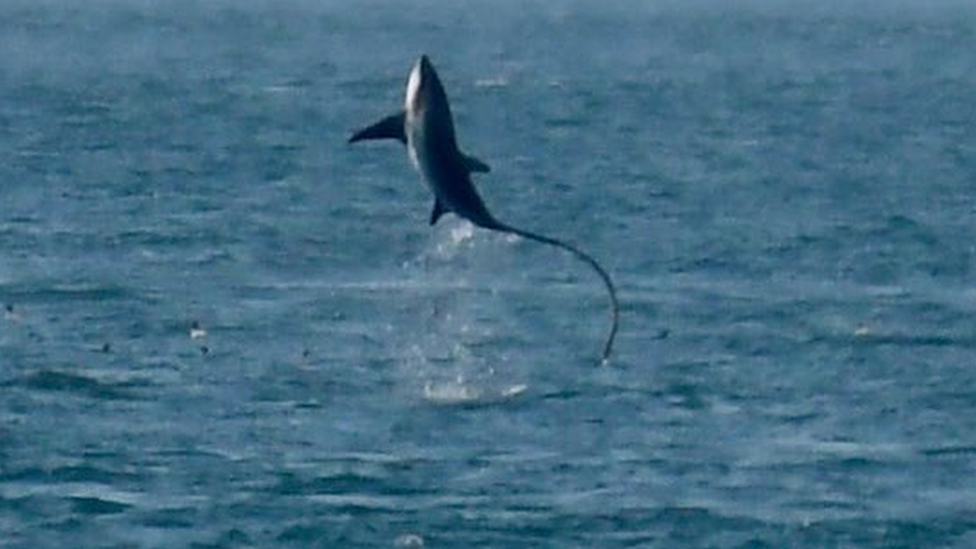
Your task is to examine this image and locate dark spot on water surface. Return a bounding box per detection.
[70,496,130,515]
[12,370,138,400]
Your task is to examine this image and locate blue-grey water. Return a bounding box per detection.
[2,1,976,547]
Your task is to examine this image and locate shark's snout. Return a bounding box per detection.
[418,54,433,74]
[406,55,441,116]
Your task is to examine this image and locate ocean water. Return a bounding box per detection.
[2,1,976,547]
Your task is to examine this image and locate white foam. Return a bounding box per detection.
[422,378,528,406]
[474,76,508,88]
[394,533,425,548]
[423,377,482,404]
[449,222,475,244]
[431,221,476,258]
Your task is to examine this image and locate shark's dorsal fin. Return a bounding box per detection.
[462,153,490,174]
[348,112,406,144]
[429,199,447,226]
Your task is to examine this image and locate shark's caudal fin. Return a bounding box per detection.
[490,222,619,364]
[349,112,406,144]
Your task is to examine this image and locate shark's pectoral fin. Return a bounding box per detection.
[462,153,491,174]
[429,199,447,226]
[348,112,406,144]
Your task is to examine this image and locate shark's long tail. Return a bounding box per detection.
[490,222,619,364]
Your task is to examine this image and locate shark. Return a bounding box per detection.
[349,55,619,363]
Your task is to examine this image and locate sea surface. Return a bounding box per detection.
[2,1,976,547]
